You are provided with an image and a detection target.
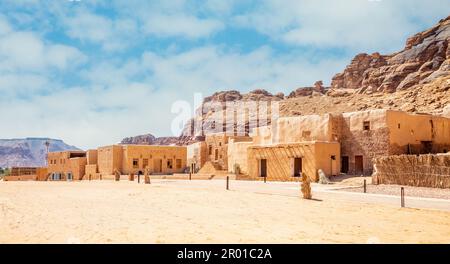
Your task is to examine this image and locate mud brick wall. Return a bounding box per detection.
[340,127,390,176]
[373,154,450,188]
[389,143,450,155]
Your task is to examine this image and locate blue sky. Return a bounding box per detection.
[0,0,449,149]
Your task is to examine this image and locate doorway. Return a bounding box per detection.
[154,159,162,173]
[341,156,349,174]
[293,158,302,177]
[259,159,267,177]
[421,141,433,154]
[331,155,337,176]
[355,155,364,175]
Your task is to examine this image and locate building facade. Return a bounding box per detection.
[94,145,187,177]
[47,151,87,181]
[3,167,48,181]
[222,109,450,181]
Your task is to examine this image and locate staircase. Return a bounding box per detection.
[196,161,228,179]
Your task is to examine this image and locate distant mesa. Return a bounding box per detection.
[0,138,81,168]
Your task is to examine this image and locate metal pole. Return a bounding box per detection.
[226,176,229,190]
[138,173,140,183]
[363,179,366,193]
[401,187,405,208]
[189,172,192,180]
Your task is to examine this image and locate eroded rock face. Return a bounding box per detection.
[203,89,283,103]
[287,80,327,98]
[331,16,450,93]
[120,134,179,146]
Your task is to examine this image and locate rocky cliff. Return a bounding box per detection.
[120,134,179,146]
[0,138,81,168]
[331,16,450,93]
[177,16,450,145]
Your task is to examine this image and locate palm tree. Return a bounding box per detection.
[44,140,50,166]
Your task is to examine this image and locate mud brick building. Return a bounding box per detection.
[47,151,87,181]
[191,109,450,182]
[3,167,48,181]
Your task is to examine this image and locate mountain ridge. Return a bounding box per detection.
[0,138,81,168]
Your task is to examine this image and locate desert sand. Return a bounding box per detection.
[1,180,450,244]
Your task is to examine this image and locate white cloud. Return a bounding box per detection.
[233,0,450,53]
[1,0,449,150]
[64,10,138,51]
[0,43,347,149]
[143,14,223,39]
[0,18,85,73]
[0,16,12,35]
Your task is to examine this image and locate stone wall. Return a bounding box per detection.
[373,154,450,188]
[336,111,391,175]
[227,140,253,174]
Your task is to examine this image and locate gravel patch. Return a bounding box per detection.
[337,184,450,200]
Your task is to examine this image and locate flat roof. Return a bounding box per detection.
[249,141,339,149]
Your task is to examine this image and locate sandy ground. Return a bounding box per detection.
[1,180,450,244]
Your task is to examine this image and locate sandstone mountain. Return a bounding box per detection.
[177,16,450,145]
[0,138,81,168]
[331,16,450,93]
[120,134,179,146]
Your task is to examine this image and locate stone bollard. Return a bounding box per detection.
[301,173,312,199]
[114,169,120,181]
[129,173,134,181]
[144,169,151,184]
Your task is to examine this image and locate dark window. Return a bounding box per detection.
[209,145,212,155]
[132,159,139,168]
[293,158,302,177]
[363,121,370,131]
[167,159,173,169]
[398,123,401,129]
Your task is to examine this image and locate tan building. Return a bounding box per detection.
[95,145,187,177]
[187,141,208,173]
[47,151,87,181]
[247,142,340,182]
[237,109,450,181]
[337,110,450,175]
[189,133,253,174]
[227,137,254,174]
[85,149,100,180]
[3,167,48,181]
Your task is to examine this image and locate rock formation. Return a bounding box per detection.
[331,16,450,93]
[120,133,179,146]
[0,138,81,168]
[132,16,450,147]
